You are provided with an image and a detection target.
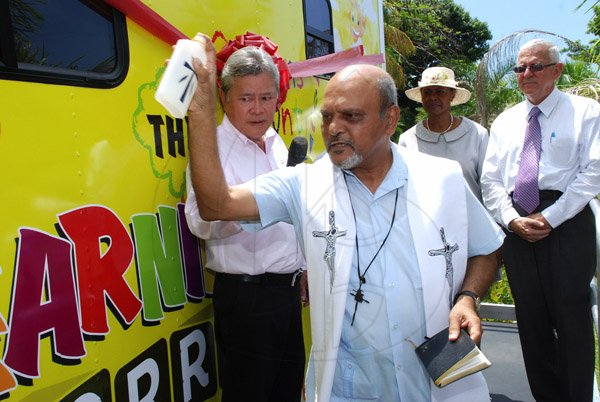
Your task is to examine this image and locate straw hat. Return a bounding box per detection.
[405,67,471,106]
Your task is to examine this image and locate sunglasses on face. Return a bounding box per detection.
[513,63,556,74]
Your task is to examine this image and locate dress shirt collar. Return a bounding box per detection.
[526,86,561,119]
[414,117,469,143]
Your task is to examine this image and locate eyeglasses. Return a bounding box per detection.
[513,63,557,74]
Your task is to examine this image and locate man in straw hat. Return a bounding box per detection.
[399,66,489,202]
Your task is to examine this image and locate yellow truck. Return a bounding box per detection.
[0,0,384,400]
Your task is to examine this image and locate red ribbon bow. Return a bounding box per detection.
[214,31,290,109]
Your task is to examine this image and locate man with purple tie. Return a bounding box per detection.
[481,39,600,402]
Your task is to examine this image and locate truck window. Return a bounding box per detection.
[303,0,333,59]
[0,0,128,88]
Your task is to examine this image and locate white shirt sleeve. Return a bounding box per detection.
[481,120,521,229]
[541,99,600,228]
[466,180,505,256]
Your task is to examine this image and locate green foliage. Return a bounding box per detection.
[577,0,600,19]
[477,64,524,128]
[572,1,600,65]
[483,267,515,305]
[388,1,600,132]
[559,60,600,99]
[383,0,492,131]
[587,4,600,36]
[383,22,416,90]
[387,0,491,73]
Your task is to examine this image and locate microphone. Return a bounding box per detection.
[286,136,308,167]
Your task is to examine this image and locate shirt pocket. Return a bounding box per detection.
[542,132,577,168]
[332,344,381,401]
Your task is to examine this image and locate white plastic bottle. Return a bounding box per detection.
[155,38,207,118]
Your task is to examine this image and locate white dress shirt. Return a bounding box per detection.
[481,87,600,229]
[185,115,304,275]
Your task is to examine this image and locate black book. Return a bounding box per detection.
[415,327,491,388]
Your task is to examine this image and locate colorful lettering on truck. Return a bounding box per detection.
[0,0,384,400]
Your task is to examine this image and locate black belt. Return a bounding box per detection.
[215,270,302,287]
[510,190,563,215]
[538,189,563,201]
[510,189,563,200]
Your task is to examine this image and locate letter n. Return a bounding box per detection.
[131,206,186,322]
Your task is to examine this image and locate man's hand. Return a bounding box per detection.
[509,213,552,242]
[448,295,482,344]
[188,33,217,115]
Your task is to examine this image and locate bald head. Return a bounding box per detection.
[328,65,398,119]
[518,39,561,64]
[319,64,400,173]
[332,64,383,82]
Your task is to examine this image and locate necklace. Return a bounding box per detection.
[345,176,399,326]
[425,114,454,134]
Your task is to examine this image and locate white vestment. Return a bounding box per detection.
[301,148,490,402]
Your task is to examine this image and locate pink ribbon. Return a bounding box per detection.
[287,46,385,78]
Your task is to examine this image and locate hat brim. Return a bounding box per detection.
[405,86,471,106]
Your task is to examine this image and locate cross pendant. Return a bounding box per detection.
[350,287,369,326]
[351,288,369,304]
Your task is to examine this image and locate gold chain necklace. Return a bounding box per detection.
[425,115,454,134]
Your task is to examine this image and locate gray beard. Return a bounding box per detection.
[337,152,363,170]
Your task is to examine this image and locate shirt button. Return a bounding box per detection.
[393,323,399,330]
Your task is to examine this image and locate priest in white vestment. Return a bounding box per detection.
[186,34,504,402]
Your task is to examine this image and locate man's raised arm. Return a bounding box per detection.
[186,34,259,222]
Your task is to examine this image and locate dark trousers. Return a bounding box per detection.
[503,191,596,402]
[213,273,305,402]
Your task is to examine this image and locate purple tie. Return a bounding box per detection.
[513,107,542,214]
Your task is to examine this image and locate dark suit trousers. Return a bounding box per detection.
[503,192,596,402]
[212,273,305,402]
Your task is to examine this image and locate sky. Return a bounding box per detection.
[453,0,596,46]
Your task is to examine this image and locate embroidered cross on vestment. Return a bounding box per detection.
[428,227,459,307]
[312,211,347,291]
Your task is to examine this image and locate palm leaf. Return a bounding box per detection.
[576,0,600,12]
[382,1,416,90]
[384,24,416,56]
[564,78,600,99]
